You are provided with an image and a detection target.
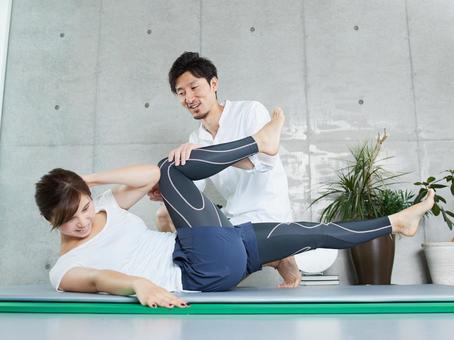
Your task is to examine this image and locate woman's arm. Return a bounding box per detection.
[82,164,160,210]
[60,267,187,308]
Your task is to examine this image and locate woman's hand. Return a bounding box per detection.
[168,143,201,166]
[133,278,188,308]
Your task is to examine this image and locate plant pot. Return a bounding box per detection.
[422,242,454,285]
[350,235,395,284]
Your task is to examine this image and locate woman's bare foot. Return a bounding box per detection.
[252,107,285,156]
[265,256,301,288]
[389,189,435,236]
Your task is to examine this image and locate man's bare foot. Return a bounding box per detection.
[265,256,301,288]
[389,189,435,236]
[252,107,285,156]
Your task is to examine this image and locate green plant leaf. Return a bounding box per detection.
[432,203,441,216]
[413,182,422,185]
[434,195,447,203]
[427,176,436,183]
[451,183,454,196]
[429,184,447,189]
[441,210,453,231]
[413,188,428,204]
[445,210,454,218]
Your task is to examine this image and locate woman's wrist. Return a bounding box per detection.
[131,276,152,291]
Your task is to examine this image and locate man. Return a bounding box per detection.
[150,51,300,287]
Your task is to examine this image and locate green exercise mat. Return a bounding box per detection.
[1,301,454,314]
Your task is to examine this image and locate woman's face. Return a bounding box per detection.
[58,194,95,239]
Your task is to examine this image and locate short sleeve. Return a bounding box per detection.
[94,189,121,211]
[49,258,84,292]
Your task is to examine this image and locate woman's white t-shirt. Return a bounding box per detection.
[49,190,183,292]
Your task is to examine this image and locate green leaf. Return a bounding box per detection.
[413,188,428,204]
[427,176,436,183]
[451,183,454,196]
[413,182,422,185]
[441,210,453,230]
[435,195,447,204]
[430,184,447,189]
[445,210,454,218]
[432,204,441,216]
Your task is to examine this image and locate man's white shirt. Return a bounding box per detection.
[189,100,293,225]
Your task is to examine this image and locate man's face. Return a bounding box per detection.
[175,71,218,120]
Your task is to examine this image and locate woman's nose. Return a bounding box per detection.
[76,216,85,227]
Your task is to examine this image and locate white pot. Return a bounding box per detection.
[422,242,454,285]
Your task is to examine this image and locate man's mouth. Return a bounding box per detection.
[188,103,200,110]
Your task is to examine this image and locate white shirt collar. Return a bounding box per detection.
[197,100,230,141]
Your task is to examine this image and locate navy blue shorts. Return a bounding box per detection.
[172,222,262,292]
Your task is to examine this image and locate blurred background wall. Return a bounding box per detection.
[0,0,453,286]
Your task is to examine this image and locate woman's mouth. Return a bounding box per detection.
[77,224,90,234]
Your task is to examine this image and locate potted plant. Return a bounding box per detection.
[415,171,454,285]
[311,131,411,284]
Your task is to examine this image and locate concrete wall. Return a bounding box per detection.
[1,0,453,287]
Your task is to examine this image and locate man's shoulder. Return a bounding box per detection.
[226,100,269,121]
[228,100,265,111]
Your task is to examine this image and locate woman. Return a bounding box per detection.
[35,109,434,309]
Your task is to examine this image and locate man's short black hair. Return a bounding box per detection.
[168,52,218,93]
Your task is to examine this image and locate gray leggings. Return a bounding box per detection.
[158,136,392,264]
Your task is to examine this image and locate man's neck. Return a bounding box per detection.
[201,102,224,138]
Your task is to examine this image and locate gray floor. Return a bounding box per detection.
[1,313,453,340]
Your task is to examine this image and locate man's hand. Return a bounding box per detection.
[148,183,162,201]
[168,143,201,166]
[133,278,188,308]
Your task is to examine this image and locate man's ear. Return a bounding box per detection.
[210,77,218,92]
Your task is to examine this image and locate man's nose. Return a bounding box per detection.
[185,90,194,103]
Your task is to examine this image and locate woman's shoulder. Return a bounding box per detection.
[94,189,123,213]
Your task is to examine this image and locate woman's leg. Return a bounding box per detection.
[252,217,392,264]
[252,191,435,264]
[158,108,285,229]
[158,136,258,228]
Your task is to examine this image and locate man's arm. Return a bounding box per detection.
[60,267,187,308]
